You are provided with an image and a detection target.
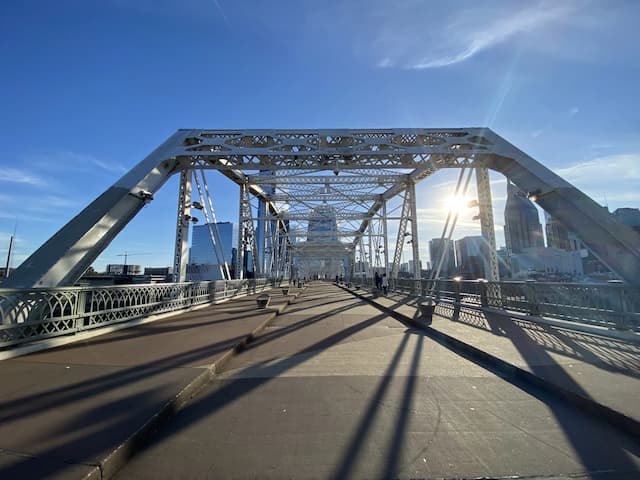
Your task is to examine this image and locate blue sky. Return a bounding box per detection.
[1,0,639,271]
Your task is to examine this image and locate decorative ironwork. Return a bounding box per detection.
[390,279,639,331]
[0,279,273,348]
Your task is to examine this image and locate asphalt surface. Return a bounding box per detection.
[0,290,292,480]
[361,289,640,427]
[115,283,640,480]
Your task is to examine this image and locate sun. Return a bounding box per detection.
[444,195,470,214]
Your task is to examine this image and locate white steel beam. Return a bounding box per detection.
[173,169,192,282]
[6,128,640,287]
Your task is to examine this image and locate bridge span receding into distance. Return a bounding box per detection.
[0,282,639,480]
[0,129,639,479]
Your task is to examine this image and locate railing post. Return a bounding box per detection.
[525,280,540,316]
[479,280,488,307]
[608,281,627,330]
[75,289,89,331]
[453,278,462,304]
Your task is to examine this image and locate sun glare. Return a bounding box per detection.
[444,195,470,214]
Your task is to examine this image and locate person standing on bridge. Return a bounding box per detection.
[374,271,381,291]
[381,273,389,295]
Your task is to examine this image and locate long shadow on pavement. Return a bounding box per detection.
[0,288,366,478]
[121,290,640,479]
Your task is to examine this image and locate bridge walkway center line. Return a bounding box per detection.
[115,282,640,480]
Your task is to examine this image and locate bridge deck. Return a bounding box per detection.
[0,283,638,479]
[357,288,640,426]
[117,284,639,480]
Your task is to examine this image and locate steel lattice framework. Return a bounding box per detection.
[5,128,640,288]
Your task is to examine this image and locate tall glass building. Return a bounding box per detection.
[187,222,233,281]
[429,238,456,278]
[504,182,544,253]
[307,205,338,242]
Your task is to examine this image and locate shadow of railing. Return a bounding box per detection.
[436,303,640,377]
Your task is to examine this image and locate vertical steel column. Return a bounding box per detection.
[382,200,390,277]
[408,181,421,297]
[391,189,411,279]
[237,183,259,279]
[476,167,500,281]
[408,181,421,279]
[236,185,245,279]
[257,200,267,275]
[367,223,374,279]
[173,170,192,282]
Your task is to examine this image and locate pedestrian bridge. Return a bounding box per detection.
[0,281,638,479]
[1,128,640,478]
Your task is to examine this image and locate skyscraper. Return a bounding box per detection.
[429,238,456,278]
[612,208,640,236]
[504,182,544,253]
[545,213,572,251]
[307,205,338,242]
[301,206,343,278]
[455,236,489,279]
[187,222,234,281]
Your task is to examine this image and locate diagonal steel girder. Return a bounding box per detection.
[350,163,440,249]
[6,128,640,288]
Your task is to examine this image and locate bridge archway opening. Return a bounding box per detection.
[4,128,639,288]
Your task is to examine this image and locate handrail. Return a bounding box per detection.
[0,279,275,348]
[388,278,639,331]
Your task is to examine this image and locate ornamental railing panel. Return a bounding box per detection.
[0,279,273,349]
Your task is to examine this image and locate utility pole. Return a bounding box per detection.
[4,235,14,279]
[4,222,16,279]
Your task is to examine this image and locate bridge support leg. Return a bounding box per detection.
[476,167,499,282]
[408,181,421,295]
[173,170,192,283]
[382,200,390,278]
[237,183,259,279]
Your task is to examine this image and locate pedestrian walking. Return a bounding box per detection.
[381,273,389,295]
[374,272,381,291]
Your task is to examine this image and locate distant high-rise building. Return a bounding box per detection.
[188,222,234,281]
[455,236,489,279]
[408,259,422,275]
[307,205,338,242]
[545,213,572,251]
[429,238,456,278]
[297,205,344,278]
[504,182,544,253]
[612,208,640,236]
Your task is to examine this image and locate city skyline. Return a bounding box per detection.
[1,1,639,273]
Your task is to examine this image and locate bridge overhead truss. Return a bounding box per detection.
[5,129,640,288]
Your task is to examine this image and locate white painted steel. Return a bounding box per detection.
[5,128,640,287]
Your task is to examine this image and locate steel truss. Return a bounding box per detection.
[6,129,640,288]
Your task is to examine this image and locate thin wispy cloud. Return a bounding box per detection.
[0,168,46,186]
[554,153,640,207]
[26,151,128,175]
[373,1,575,70]
[555,153,640,184]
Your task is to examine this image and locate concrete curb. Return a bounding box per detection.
[341,285,640,442]
[89,292,299,480]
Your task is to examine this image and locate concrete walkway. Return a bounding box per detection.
[349,287,640,434]
[0,287,300,480]
[116,283,640,480]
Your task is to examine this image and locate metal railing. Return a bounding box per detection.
[387,278,640,331]
[0,279,274,349]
